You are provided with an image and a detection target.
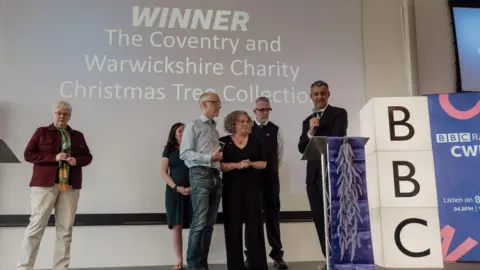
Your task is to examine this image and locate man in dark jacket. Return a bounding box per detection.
[298,80,348,261]
[245,96,288,270]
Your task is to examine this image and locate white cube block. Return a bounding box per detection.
[360,97,432,152]
[376,151,438,208]
[380,207,443,268]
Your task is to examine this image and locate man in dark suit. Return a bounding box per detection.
[297,80,348,260]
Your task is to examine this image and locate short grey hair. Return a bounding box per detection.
[311,80,329,89]
[255,96,270,103]
[223,110,253,134]
[52,100,72,114]
[199,92,210,105]
[199,92,218,107]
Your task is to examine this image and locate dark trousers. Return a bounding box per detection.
[307,182,327,256]
[186,167,223,270]
[223,179,268,270]
[245,171,283,261]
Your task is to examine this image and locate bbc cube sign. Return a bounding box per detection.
[360,97,443,268]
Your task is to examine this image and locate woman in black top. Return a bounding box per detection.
[220,110,268,270]
[161,122,192,270]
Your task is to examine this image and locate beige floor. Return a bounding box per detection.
[52,261,478,270]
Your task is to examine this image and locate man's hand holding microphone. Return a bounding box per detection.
[308,117,320,136]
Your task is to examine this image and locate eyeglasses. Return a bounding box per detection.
[54,112,70,117]
[204,100,222,106]
[255,108,272,113]
[236,119,251,124]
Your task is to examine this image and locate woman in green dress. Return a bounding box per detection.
[161,122,192,270]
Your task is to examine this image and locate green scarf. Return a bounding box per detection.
[55,125,71,191]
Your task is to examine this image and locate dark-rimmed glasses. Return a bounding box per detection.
[255,108,272,113]
[204,100,222,106]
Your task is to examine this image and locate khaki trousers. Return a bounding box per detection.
[17,185,80,270]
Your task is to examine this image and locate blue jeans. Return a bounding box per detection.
[187,166,223,270]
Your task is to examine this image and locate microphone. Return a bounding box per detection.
[58,156,66,168]
[312,108,323,117]
[58,141,70,167]
[312,108,322,133]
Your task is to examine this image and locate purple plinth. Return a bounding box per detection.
[328,137,375,270]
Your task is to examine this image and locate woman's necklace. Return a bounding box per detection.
[232,135,247,146]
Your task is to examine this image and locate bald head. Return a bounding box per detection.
[199,92,219,104]
[199,92,221,119]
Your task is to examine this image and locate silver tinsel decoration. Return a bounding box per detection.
[335,137,364,262]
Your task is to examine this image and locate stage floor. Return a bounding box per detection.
[61,261,477,270]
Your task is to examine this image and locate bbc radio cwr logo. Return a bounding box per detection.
[435,133,478,144]
[435,133,480,158]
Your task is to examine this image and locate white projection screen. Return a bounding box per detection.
[0,0,365,214]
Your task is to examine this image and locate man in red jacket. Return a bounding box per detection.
[16,101,93,270]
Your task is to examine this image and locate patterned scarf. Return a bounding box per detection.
[56,125,71,192]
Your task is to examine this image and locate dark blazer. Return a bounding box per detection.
[24,124,93,189]
[297,105,348,185]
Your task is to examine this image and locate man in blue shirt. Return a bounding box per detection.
[180,92,223,270]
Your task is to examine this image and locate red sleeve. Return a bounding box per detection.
[24,128,57,164]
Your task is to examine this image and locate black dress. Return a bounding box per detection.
[163,147,192,229]
[220,135,268,270]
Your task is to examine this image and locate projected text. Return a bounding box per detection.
[58,5,305,103]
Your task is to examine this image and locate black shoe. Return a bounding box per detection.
[273,259,288,270]
[244,258,250,269]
